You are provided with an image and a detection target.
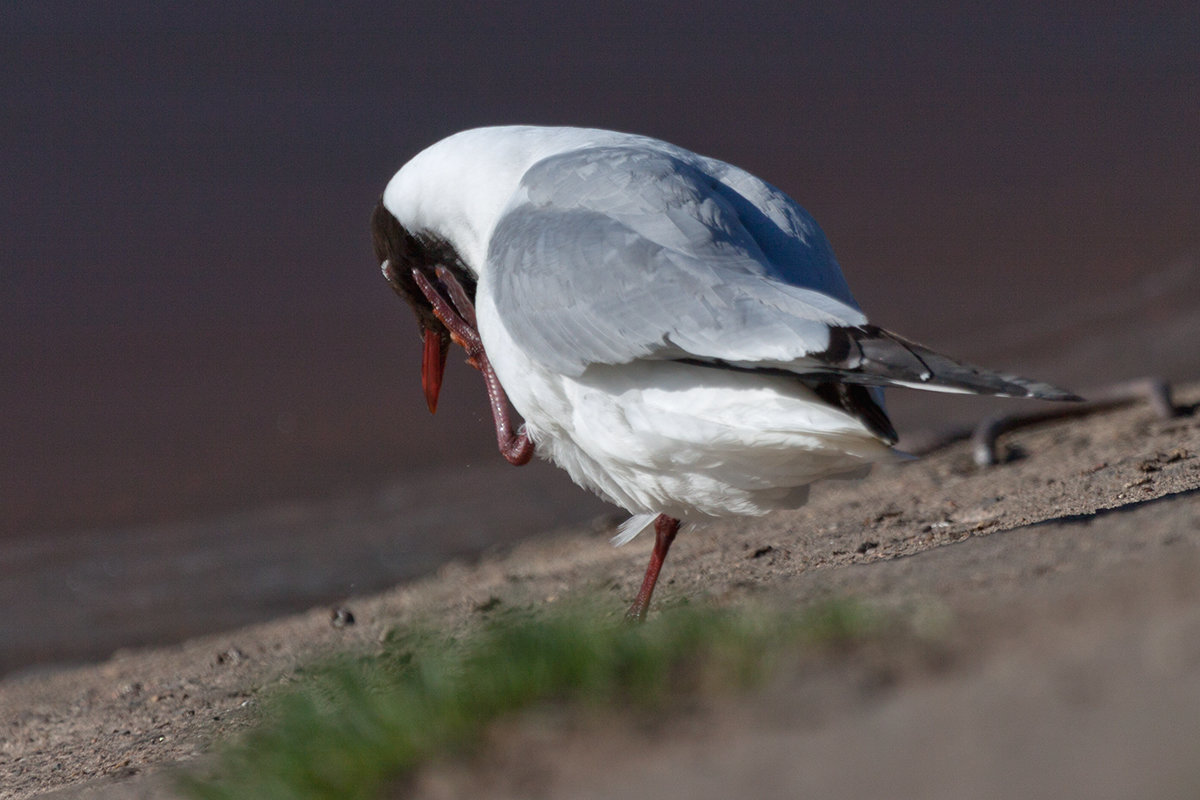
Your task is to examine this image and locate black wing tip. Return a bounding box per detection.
[828,326,1081,403]
[1025,386,1085,403]
[990,376,1083,403]
[811,382,898,443]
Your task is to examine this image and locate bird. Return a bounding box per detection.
[372,126,1078,620]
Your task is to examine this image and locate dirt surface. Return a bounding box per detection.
[3,385,1200,799]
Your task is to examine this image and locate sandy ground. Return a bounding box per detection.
[3,384,1200,799]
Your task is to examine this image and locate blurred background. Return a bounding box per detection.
[3,1,1198,674]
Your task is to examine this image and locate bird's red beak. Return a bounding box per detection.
[421,327,450,414]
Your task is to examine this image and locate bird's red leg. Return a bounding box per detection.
[476,350,536,465]
[625,514,680,621]
[412,268,535,466]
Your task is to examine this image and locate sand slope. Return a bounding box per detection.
[3,386,1199,800]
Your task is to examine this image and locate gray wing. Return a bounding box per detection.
[487,145,1079,404]
[487,145,866,376]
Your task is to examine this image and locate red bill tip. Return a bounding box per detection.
[421,328,449,414]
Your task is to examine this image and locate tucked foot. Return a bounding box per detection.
[412,266,535,466]
[412,267,484,360]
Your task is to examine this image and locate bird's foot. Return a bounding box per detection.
[411,266,485,362]
[411,265,535,466]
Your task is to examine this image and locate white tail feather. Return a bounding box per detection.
[611,513,658,546]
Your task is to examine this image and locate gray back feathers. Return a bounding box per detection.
[488,146,866,376]
[485,143,1078,404]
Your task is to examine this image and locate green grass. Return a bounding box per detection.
[180,597,881,800]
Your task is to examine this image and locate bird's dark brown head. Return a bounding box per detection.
[372,199,477,413]
[373,200,438,332]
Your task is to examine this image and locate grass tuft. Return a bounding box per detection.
[180,597,880,800]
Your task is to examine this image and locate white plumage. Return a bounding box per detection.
[373,126,1075,616]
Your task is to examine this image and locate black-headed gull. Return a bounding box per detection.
[372,126,1077,619]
